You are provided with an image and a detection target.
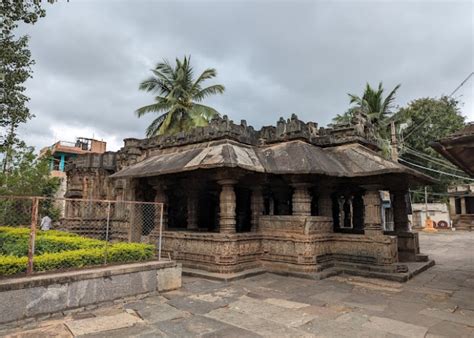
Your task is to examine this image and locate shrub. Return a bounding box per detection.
[0,226,156,276]
[0,228,104,257]
[0,255,28,276]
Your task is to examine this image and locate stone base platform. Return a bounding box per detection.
[183,267,267,282]
[183,259,435,283]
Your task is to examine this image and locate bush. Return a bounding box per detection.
[0,226,155,276]
[0,226,104,257]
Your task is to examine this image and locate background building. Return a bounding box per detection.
[448,184,474,231]
[40,138,107,217]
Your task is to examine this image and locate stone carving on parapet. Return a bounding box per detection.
[69,112,380,174]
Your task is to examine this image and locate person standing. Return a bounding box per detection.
[40,215,52,231]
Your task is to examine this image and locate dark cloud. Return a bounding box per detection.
[16,0,473,151]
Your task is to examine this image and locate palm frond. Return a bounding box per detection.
[135,98,172,117]
[192,68,217,90]
[139,76,171,95]
[193,85,225,102]
[146,113,169,137]
[191,103,221,121]
[382,83,401,114]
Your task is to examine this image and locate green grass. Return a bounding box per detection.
[0,226,155,276]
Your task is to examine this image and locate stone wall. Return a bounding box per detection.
[161,232,262,273]
[259,215,333,235]
[161,215,399,275]
[0,261,181,325]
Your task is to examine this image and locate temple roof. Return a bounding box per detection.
[431,123,474,177]
[110,139,432,184]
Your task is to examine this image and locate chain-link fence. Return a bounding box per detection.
[0,195,163,278]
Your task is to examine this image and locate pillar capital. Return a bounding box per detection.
[217,179,238,186]
[290,182,312,189]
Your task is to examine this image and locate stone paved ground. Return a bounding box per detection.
[2,232,473,337]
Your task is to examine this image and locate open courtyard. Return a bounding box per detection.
[2,231,473,338]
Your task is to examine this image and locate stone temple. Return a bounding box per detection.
[65,113,434,281]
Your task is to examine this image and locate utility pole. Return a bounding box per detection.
[424,186,428,224]
[390,121,398,161]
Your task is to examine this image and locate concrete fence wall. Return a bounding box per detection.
[0,261,181,325]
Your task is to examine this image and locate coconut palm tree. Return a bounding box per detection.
[332,82,401,127]
[136,56,225,136]
[348,82,401,126]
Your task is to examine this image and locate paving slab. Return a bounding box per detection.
[205,307,309,337]
[2,232,473,337]
[182,279,226,294]
[264,297,310,309]
[79,323,159,338]
[426,319,474,337]
[229,295,316,327]
[300,317,390,337]
[311,290,352,303]
[362,316,428,338]
[419,308,474,326]
[152,315,245,337]
[201,326,261,338]
[167,296,229,315]
[128,302,190,323]
[65,313,142,336]
[4,323,72,338]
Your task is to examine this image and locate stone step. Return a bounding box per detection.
[415,254,429,262]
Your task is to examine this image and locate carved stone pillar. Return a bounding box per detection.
[318,193,333,217]
[153,184,168,230]
[461,197,467,215]
[268,195,275,215]
[218,179,237,233]
[187,189,199,230]
[363,189,383,236]
[392,190,410,232]
[292,183,312,216]
[250,187,264,231]
[448,196,456,216]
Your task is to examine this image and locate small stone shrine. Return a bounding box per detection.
[65,112,434,280]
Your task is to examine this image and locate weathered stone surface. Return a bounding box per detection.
[26,284,68,316]
[3,233,473,338]
[419,308,474,326]
[0,262,180,325]
[157,264,182,292]
[205,307,308,337]
[362,316,428,337]
[65,313,142,336]
[228,295,316,327]
[153,315,240,337]
[426,320,474,337]
[132,302,189,324]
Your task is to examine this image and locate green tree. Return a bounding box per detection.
[0,1,49,172]
[333,82,401,136]
[0,145,59,196]
[396,96,466,201]
[0,144,60,224]
[136,56,225,136]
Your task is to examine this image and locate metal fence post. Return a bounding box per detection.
[27,197,39,274]
[104,201,111,265]
[158,203,163,261]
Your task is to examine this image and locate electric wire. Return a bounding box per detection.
[399,158,474,181]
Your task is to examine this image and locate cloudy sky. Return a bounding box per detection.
[17,0,473,152]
